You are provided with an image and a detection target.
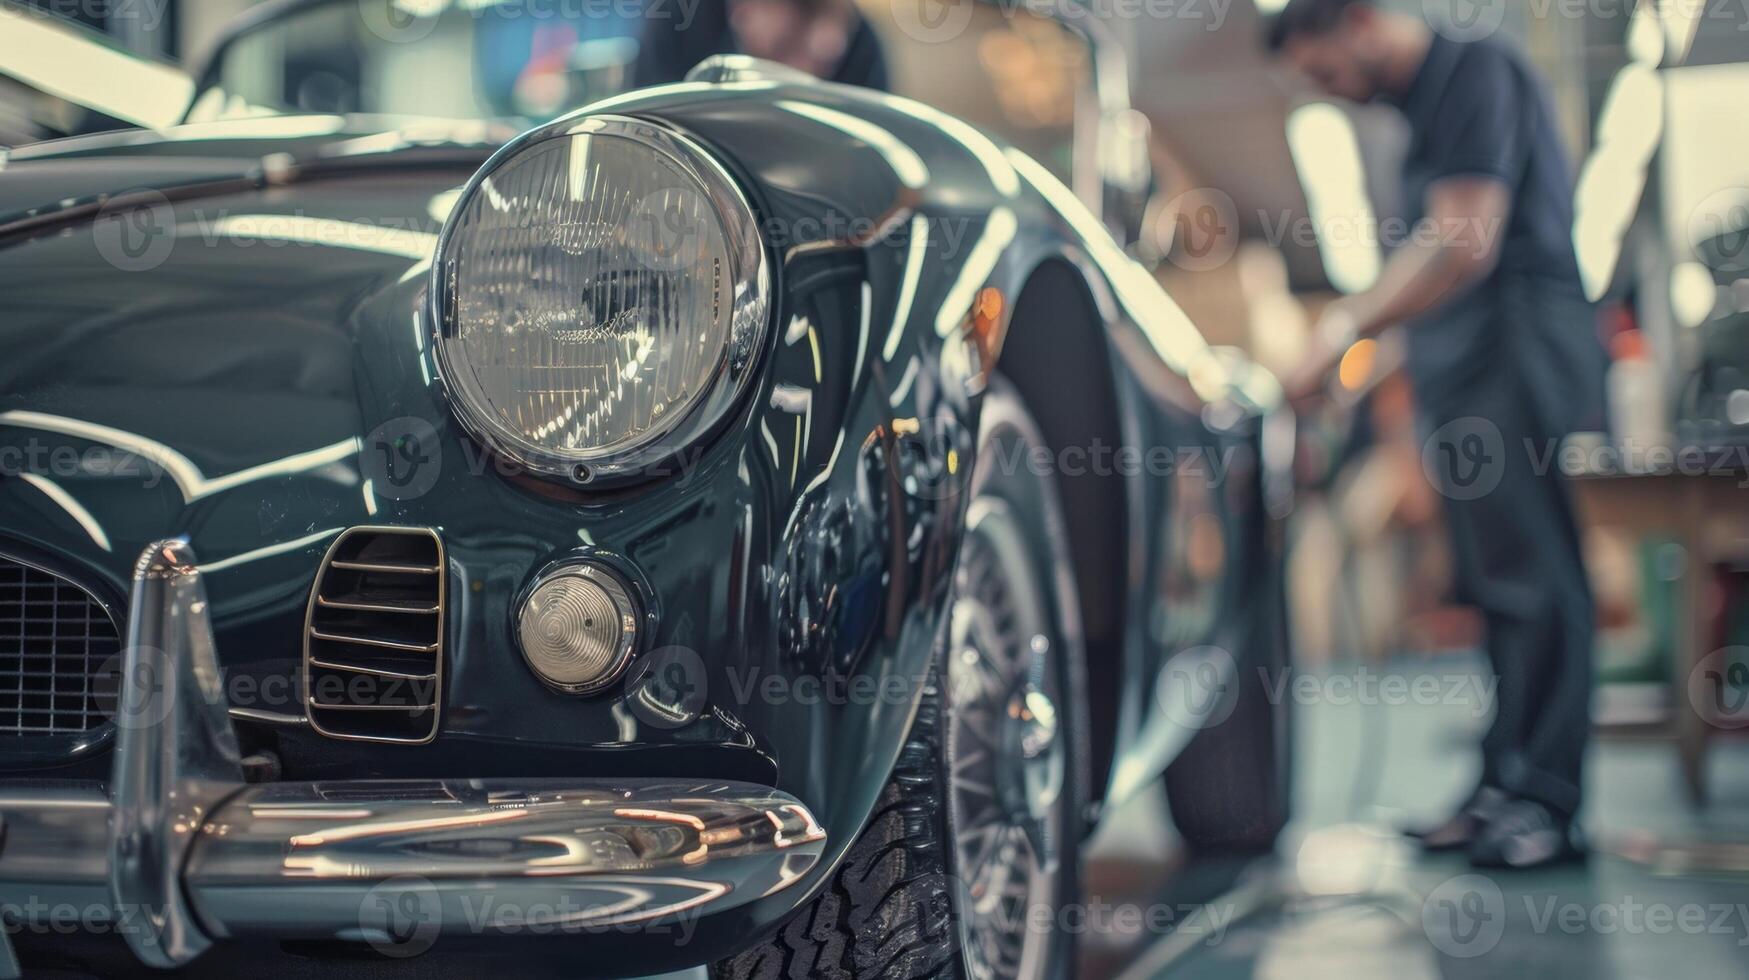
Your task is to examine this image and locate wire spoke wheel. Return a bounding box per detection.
[947,501,1067,980]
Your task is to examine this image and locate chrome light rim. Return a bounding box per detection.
[516,562,640,696]
[430,113,771,486]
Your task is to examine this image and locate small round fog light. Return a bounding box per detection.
[518,564,639,694]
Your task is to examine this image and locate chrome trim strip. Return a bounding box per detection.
[228,706,309,727]
[306,658,437,681]
[315,595,440,614]
[326,559,441,574]
[685,54,815,86]
[108,539,243,969]
[308,629,440,653]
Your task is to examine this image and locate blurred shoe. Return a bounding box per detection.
[1468,798,1585,869]
[1407,785,1508,852]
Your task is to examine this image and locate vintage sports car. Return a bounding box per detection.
[0,1,1292,977]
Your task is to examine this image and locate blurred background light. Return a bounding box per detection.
[0,6,191,130]
[1669,260,1717,327]
[1285,102,1381,295]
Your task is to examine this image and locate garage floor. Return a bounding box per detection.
[1083,653,1749,979]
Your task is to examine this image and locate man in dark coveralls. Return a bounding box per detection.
[1268,0,1606,868]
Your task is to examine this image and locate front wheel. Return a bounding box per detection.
[716,380,1088,980]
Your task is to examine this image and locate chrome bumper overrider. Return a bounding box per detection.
[0,541,825,971]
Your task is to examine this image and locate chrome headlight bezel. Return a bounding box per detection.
[430,113,771,485]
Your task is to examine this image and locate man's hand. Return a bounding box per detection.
[1283,335,1343,409]
[1283,303,1359,409]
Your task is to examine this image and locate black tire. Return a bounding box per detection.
[716,380,1087,980]
[1164,530,1292,854]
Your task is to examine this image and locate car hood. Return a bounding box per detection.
[0,120,494,600]
[0,114,512,229]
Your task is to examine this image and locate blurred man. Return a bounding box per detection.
[1268,0,1605,868]
[634,0,888,90]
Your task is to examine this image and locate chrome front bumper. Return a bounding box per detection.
[0,541,825,971]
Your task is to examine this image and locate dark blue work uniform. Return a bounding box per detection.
[1390,33,1606,818]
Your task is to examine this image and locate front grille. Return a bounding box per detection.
[0,555,121,737]
[303,527,445,744]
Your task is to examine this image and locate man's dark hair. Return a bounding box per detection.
[1265,0,1371,52]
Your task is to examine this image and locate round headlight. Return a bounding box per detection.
[433,114,769,483]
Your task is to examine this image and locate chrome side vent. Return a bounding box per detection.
[303,527,444,744]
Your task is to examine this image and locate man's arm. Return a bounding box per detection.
[1285,176,1511,402]
[1326,176,1511,342]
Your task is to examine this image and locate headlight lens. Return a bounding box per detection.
[434,114,769,482]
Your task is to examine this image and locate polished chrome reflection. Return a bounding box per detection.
[686,54,816,86]
[108,539,242,969]
[182,779,826,938]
